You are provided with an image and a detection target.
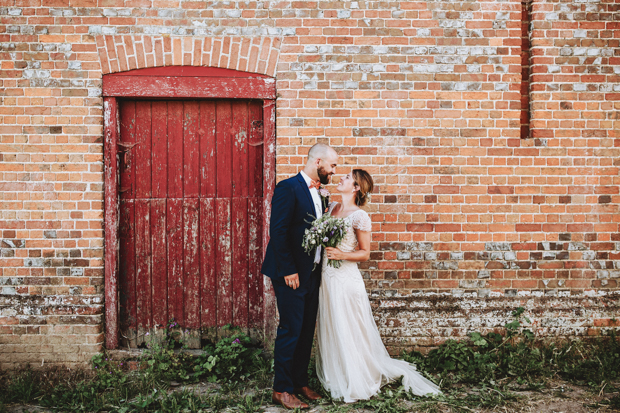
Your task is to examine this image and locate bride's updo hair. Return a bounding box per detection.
[352,169,374,207]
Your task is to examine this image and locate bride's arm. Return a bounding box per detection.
[324,229,371,262]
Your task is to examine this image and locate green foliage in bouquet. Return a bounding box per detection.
[302,213,348,268]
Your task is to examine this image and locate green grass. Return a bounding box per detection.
[1,313,619,412]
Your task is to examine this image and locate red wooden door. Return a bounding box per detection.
[118,100,264,348]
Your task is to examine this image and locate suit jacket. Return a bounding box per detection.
[261,173,321,283]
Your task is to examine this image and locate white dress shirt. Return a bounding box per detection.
[300,170,324,264]
[300,170,323,219]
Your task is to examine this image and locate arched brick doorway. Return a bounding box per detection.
[103,66,276,349]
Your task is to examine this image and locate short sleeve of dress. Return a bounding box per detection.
[351,210,372,232]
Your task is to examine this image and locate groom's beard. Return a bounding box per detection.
[317,166,331,185]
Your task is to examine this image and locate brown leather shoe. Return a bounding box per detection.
[272,391,309,409]
[294,386,323,401]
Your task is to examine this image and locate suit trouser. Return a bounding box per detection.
[271,269,321,393]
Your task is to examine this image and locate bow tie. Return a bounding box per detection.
[308,180,321,190]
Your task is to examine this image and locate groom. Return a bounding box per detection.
[262,143,339,409]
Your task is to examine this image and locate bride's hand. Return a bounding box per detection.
[325,247,345,260]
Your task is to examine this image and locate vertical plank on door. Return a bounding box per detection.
[248,101,264,338]
[119,101,137,347]
[248,197,263,332]
[151,198,167,329]
[168,101,184,199]
[119,101,136,199]
[167,198,184,325]
[199,101,216,198]
[135,199,152,346]
[200,198,216,329]
[232,197,248,329]
[183,198,200,330]
[216,101,232,198]
[231,101,249,198]
[184,102,200,198]
[167,99,184,327]
[216,198,232,327]
[118,199,137,347]
[151,101,167,199]
[248,101,263,199]
[135,101,152,199]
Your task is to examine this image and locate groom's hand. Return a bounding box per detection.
[284,273,300,290]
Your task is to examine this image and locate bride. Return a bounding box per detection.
[316,169,442,402]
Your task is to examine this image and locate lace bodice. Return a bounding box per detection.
[328,202,372,253]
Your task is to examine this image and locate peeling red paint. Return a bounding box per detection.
[104,97,119,350]
[103,67,277,349]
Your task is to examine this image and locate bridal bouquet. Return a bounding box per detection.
[302,214,348,268]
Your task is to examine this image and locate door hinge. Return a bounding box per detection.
[117,142,139,167]
[117,142,139,151]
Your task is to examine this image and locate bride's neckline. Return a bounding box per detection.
[330,202,362,219]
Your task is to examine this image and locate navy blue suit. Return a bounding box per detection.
[261,173,323,393]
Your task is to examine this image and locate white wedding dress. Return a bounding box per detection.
[316,203,441,402]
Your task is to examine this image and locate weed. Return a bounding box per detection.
[193,325,273,384]
[140,320,194,383]
[115,389,208,412]
[1,369,41,404]
[551,330,620,388]
[236,389,270,413]
[349,386,415,413]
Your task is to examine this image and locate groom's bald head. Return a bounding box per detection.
[307,143,337,164]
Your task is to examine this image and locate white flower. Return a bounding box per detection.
[319,188,330,198]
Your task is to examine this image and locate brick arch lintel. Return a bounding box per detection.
[95,35,282,78]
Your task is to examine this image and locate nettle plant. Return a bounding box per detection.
[193,325,273,383]
[140,320,193,382]
[137,320,272,384]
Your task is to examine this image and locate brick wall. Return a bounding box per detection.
[1,0,619,367]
